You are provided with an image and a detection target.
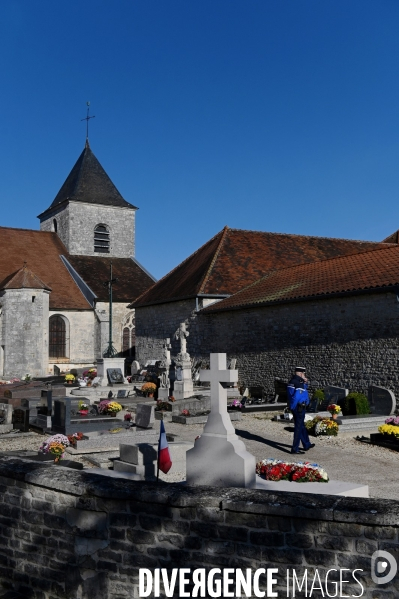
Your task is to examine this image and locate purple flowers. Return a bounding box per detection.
[385,416,399,426]
[98,400,111,414]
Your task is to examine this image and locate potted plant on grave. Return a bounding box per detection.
[97,400,122,417]
[39,434,70,463]
[64,373,76,385]
[327,404,341,420]
[78,401,89,416]
[141,382,157,398]
[82,368,97,387]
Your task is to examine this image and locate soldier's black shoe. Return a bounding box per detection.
[304,444,315,451]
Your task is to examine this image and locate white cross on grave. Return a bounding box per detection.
[186,353,256,488]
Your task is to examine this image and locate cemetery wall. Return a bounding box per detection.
[0,458,397,599]
[48,310,96,372]
[67,202,135,258]
[0,288,49,379]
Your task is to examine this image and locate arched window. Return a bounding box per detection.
[122,312,135,356]
[49,315,69,358]
[94,224,110,253]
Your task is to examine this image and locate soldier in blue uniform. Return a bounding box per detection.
[287,367,315,454]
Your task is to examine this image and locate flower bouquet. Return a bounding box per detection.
[141,382,157,397]
[124,413,132,421]
[229,399,242,410]
[40,434,70,463]
[378,423,399,439]
[64,373,75,384]
[181,409,190,417]
[315,419,339,436]
[385,416,399,426]
[327,404,341,419]
[67,432,84,447]
[98,400,122,416]
[256,458,329,483]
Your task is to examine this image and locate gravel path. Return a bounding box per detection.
[0,414,397,498]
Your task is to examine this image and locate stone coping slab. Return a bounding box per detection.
[0,456,398,526]
[255,477,369,497]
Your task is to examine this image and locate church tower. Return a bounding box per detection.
[37,141,137,258]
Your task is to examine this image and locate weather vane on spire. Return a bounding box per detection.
[81,101,95,143]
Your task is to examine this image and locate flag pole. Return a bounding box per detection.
[156,419,161,483]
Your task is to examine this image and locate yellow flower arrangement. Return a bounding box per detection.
[64,373,75,382]
[142,382,157,396]
[378,424,399,439]
[107,401,123,414]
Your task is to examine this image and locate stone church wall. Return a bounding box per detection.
[136,292,399,400]
[40,202,135,258]
[0,289,49,379]
[48,310,96,373]
[0,458,395,599]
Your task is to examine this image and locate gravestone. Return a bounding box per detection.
[135,403,155,429]
[52,397,120,435]
[117,390,129,399]
[12,408,30,432]
[323,385,348,409]
[0,403,14,433]
[186,353,256,488]
[368,386,395,416]
[107,369,124,384]
[53,365,60,376]
[131,360,141,375]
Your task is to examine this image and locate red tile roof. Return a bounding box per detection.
[132,226,392,307]
[202,244,399,313]
[0,227,90,310]
[2,264,51,291]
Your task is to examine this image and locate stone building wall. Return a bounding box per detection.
[48,310,96,373]
[0,458,396,599]
[135,299,198,364]
[136,292,399,399]
[39,203,70,250]
[40,201,136,258]
[0,289,49,379]
[94,301,132,356]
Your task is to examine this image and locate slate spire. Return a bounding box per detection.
[38,144,137,218]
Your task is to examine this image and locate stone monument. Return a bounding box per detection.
[96,358,127,386]
[157,338,172,401]
[186,353,256,488]
[173,323,193,400]
[368,385,395,415]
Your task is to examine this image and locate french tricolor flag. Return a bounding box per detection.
[158,420,172,474]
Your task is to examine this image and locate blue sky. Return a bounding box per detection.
[1,1,398,280]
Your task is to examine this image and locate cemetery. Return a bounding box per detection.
[0,338,398,598]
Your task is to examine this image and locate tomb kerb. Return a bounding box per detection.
[186,353,256,488]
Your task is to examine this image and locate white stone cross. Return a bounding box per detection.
[200,353,238,437]
[186,353,255,488]
[174,322,189,354]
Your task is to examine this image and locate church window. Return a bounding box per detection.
[49,315,68,358]
[53,219,57,233]
[94,224,110,253]
[122,312,135,356]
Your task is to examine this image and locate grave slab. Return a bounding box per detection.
[256,477,369,497]
[186,353,256,489]
[172,412,241,425]
[368,385,395,415]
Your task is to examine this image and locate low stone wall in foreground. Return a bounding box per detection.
[0,458,398,598]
